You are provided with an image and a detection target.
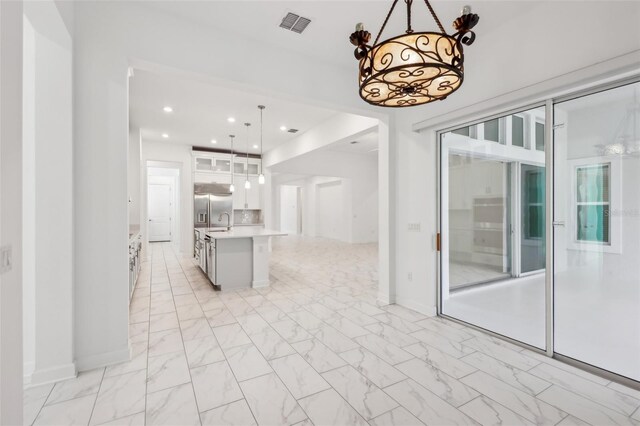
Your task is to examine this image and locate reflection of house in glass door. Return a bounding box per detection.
[440,106,548,349]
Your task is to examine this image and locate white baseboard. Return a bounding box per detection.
[75,344,130,372]
[27,362,77,388]
[377,291,394,305]
[23,361,35,386]
[394,297,437,317]
[252,280,270,288]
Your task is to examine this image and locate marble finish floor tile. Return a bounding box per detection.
[249,328,296,360]
[383,379,477,426]
[191,360,244,412]
[461,371,567,424]
[147,351,191,393]
[184,336,225,368]
[298,388,368,426]
[322,365,398,420]
[339,347,407,388]
[90,370,146,425]
[46,368,104,406]
[24,383,55,426]
[223,344,273,382]
[461,351,551,396]
[291,338,348,373]
[30,239,640,426]
[212,323,252,349]
[240,373,307,426]
[353,333,413,365]
[369,406,425,426]
[269,353,331,399]
[34,394,97,426]
[395,357,479,407]
[537,385,636,426]
[200,400,257,426]
[459,395,534,426]
[146,383,201,426]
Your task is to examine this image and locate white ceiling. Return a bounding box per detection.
[327,130,378,155]
[143,1,533,70]
[129,69,340,151]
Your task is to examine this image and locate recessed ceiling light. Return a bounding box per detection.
[161,133,169,138]
[163,106,173,113]
[211,139,217,144]
[227,117,236,123]
[253,144,259,149]
[280,125,287,131]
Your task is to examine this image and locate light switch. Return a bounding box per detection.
[0,245,12,274]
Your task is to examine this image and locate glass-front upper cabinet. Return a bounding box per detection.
[195,156,214,172]
[213,157,231,172]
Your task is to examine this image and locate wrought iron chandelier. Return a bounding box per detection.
[349,0,479,108]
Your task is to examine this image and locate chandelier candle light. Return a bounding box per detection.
[258,105,265,185]
[349,0,479,107]
[229,134,236,193]
[244,123,251,190]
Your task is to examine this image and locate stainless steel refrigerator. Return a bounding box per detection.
[194,183,233,228]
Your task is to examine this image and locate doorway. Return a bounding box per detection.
[438,81,640,384]
[147,166,180,244]
[439,105,547,349]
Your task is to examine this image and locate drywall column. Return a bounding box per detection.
[0,0,24,423]
[74,20,130,370]
[129,129,142,229]
[378,118,395,305]
[23,0,75,384]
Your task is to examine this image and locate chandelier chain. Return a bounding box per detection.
[423,0,446,33]
[373,0,399,46]
[406,0,413,34]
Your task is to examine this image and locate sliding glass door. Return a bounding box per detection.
[440,106,547,349]
[553,82,640,381]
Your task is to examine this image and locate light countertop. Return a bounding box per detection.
[204,227,287,240]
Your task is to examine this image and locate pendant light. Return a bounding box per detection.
[257,105,266,185]
[349,1,479,107]
[244,123,251,190]
[229,134,235,193]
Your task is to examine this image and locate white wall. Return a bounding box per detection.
[142,141,193,255]
[69,0,640,368]
[22,0,75,386]
[129,129,142,228]
[0,0,24,423]
[272,150,378,244]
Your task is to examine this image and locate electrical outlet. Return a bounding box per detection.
[408,223,421,232]
[408,272,413,281]
[0,245,12,274]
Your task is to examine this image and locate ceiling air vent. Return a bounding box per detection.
[287,128,299,134]
[280,13,311,34]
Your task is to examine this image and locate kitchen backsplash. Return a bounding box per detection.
[234,209,263,225]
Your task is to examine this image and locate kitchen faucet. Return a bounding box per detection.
[218,211,232,231]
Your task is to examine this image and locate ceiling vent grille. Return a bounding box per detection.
[280,13,311,34]
[287,128,299,134]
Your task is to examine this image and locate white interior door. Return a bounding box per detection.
[148,183,172,242]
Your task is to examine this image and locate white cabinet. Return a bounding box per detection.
[194,156,214,172]
[233,177,261,210]
[233,158,261,176]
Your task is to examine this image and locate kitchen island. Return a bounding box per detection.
[195,227,286,290]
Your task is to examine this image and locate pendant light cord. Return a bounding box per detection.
[373,0,399,46]
[259,106,264,175]
[374,0,447,45]
[230,135,235,186]
[423,0,446,33]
